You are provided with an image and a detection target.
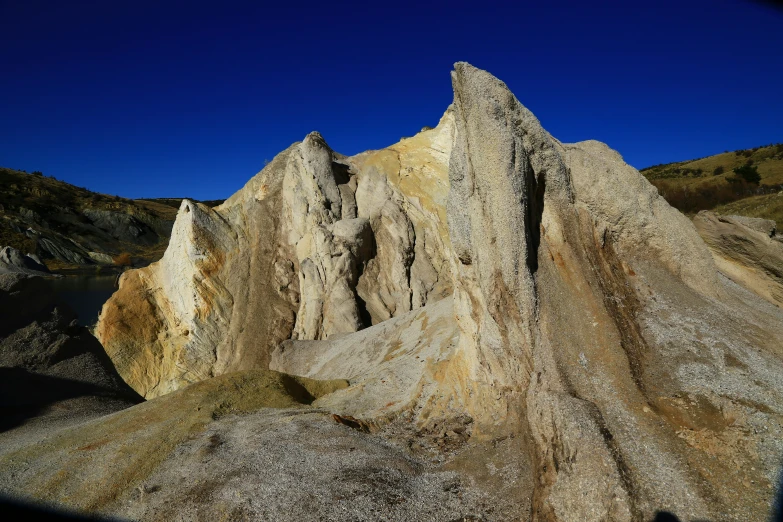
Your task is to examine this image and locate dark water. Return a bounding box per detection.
[46,275,118,326]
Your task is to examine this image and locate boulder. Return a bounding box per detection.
[0,245,51,275]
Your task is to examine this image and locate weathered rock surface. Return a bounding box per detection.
[436,63,781,521]
[282,132,370,339]
[275,63,783,520]
[725,214,778,237]
[694,210,783,306]
[12,62,780,521]
[272,296,460,424]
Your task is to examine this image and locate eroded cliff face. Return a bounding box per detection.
[96,112,455,398]
[92,63,783,521]
[435,63,781,521]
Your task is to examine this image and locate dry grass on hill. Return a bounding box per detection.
[641,143,783,220]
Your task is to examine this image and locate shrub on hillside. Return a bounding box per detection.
[732,164,761,185]
[652,178,775,213]
[713,166,724,176]
[113,252,133,267]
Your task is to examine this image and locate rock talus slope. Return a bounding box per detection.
[77,62,783,521]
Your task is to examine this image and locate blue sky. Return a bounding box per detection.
[1,0,781,200]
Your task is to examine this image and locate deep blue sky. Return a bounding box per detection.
[1,1,781,200]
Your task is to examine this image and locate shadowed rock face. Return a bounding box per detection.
[80,62,783,521]
[0,246,50,276]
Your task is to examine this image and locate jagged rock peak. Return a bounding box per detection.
[302,130,329,149]
[283,131,369,340]
[97,113,455,396]
[440,62,779,520]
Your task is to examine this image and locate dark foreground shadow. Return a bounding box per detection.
[0,367,136,432]
[0,496,130,521]
[773,468,783,522]
[653,513,681,522]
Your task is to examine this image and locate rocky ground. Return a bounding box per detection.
[1,62,782,521]
[0,272,141,435]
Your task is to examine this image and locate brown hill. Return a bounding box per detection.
[641,143,783,220]
[0,166,222,270]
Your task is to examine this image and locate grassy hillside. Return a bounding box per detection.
[712,192,783,225]
[640,143,783,220]
[0,167,220,271]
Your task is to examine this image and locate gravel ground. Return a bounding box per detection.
[115,408,528,522]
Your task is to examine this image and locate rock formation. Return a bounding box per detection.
[694,210,783,306]
[0,369,529,521]
[4,63,781,521]
[0,246,51,275]
[279,64,783,520]
[96,110,454,398]
[441,64,779,521]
